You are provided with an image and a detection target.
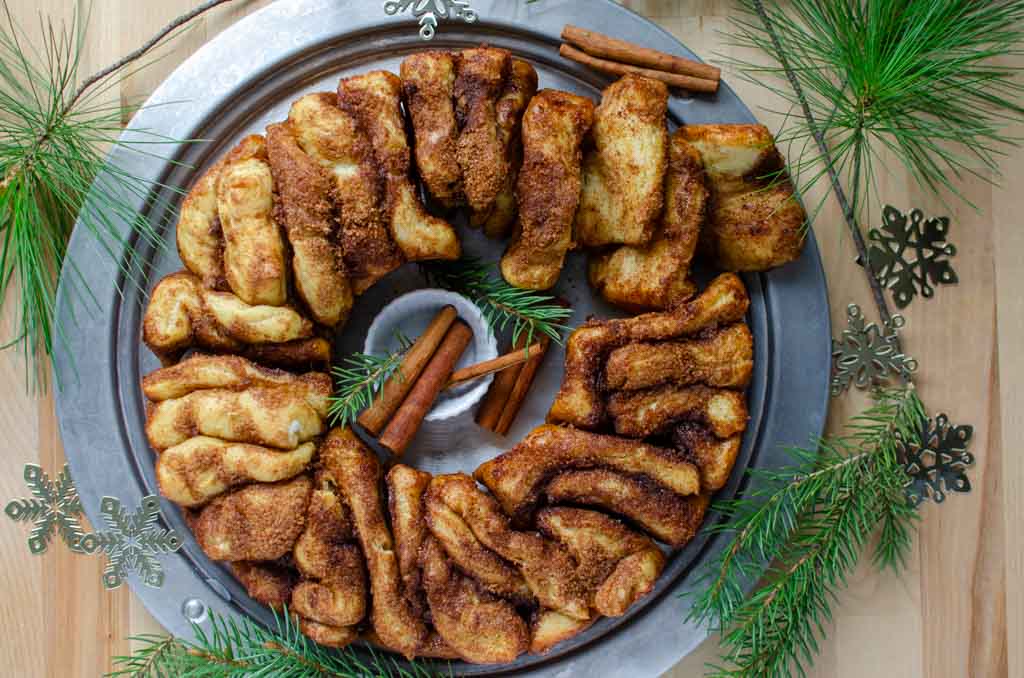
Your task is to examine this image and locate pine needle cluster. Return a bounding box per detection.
[731,0,1024,218]
[420,258,571,347]
[108,607,443,677]
[688,386,924,678]
[327,334,412,428]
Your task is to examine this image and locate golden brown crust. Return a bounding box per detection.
[401,51,463,208]
[606,384,748,439]
[427,474,589,620]
[193,475,312,561]
[241,337,331,370]
[142,354,308,401]
[215,134,288,306]
[288,92,403,292]
[337,71,460,264]
[674,423,743,492]
[576,75,669,248]
[545,469,707,546]
[298,618,358,648]
[548,273,750,429]
[680,124,805,271]
[420,537,530,664]
[145,374,330,451]
[176,152,229,290]
[265,121,352,327]
[229,561,296,610]
[320,427,427,658]
[156,437,314,507]
[386,464,433,618]
[588,131,706,311]
[474,424,700,523]
[477,58,538,237]
[604,323,753,391]
[529,609,594,654]
[454,47,511,216]
[536,507,664,616]
[501,89,595,290]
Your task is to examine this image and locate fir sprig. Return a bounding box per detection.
[328,334,411,428]
[107,607,443,677]
[420,258,572,347]
[728,0,1024,217]
[688,386,924,678]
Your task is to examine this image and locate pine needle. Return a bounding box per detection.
[728,0,1024,220]
[327,333,411,428]
[420,258,571,347]
[687,386,924,678]
[107,607,445,677]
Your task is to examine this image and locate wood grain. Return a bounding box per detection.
[0,1,1016,676]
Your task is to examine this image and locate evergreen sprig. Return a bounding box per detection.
[420,257,572,347]
[107,607,443,677]
[687,386,924,678]
[729,0,1024,218]
[0,0,235,389]
[327,334,412,429]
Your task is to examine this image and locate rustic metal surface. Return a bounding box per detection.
[52,1,831,675]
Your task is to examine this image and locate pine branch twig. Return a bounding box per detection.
[328,334,412,428]
[688,386,924,678]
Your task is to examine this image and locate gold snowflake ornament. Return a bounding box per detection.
[831,304,917,396]
[384,0,478,40]
[5,463,87,555]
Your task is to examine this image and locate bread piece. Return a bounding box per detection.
[156,437,314,507]
[674,423,743,491]
[266,121,352,327]
[576,75,669,248]
[588,131,705,311]
[215,134,288,306]
[229,561,296,610]
[474,424,700,523]
[548,273,750,429]
[192,475,312,561]
[606,384,748,439]
[501,90,595,290]
[603,323,753,391]
[681,124,805,271]
[337,71,460,264]
[401,51,462,208]
[142,354,311,402]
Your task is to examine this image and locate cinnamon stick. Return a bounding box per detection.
[559,44,719,94]
[475,334,530,431]
[447,342,545,388]
[562,24,721,82]
[378,321,473,456]
[358,305,457,435]
[493,335,550,436]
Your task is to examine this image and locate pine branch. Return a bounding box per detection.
[420,257,571,347]
[327,333,411,428]
[687,386,924,678]
[107,608,445,678]
[0,0,237,390]
[726,0,1024,219]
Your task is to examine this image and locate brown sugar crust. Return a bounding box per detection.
[454,47,511,216]
[501,89,595,290]
[266,121,352,327]
[337,71,460,264]
[192,475,312,561]
[474,424,700,523]
[576,74,669,248]
[420,536,530,664]
[401,51,463,208]
[603,323,753,391]
[674,423,743,492]
[606,384,749,439]
[547,272,750,430]
[427,473,589,620]
[545,469,707,547]
[588,131,706,311]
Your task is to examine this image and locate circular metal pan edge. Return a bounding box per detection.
[53,2,832,676]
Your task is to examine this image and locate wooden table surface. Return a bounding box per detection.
[1,1,1018,676]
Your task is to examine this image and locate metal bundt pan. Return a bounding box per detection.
[53,1,831,675]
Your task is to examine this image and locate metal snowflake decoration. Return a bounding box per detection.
[897,413,974,507]
[866,205,958,309]
[384,0,477,40]
[831,304,917,396]
[77,495,183,589]
[5,463,87,555]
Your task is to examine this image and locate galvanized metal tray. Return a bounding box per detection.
[53,1,832,676]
